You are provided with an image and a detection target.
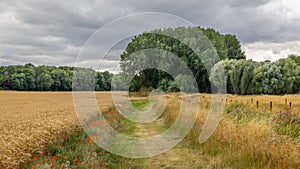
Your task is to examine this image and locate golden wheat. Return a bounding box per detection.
[0,91,115,168]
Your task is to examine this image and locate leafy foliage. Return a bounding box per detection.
[0,64,112,91]
[120,26,245,93]
[212,56,300,95]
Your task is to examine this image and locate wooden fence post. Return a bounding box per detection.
[270,101,272,112]
[290,102,292,109]
[285,98,287,106]
[256,101,259,109]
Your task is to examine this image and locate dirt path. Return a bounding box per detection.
[131,117,210,169]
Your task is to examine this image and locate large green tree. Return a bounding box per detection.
[120,26,245,93]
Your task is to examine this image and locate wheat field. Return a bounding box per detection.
[0,91,299,168]
[0,91,115,168]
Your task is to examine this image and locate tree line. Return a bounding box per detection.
[120,26,300,95]
[0,63,112,91]
[210,55,300,95]
[1,26,300,95]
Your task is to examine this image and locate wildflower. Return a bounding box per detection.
[77,141,83,145]
[32,154,38,161]
[73,158,79,163]
[51,156,58,161]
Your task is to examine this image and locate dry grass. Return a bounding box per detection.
[164,93,300,168]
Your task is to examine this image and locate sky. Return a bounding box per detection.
[1,0,300,71]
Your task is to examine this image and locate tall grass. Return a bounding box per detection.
[163,94,300,168]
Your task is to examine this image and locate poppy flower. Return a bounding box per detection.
[32,154,38,161]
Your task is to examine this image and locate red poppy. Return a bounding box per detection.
[32,154,38,161]
[51,156,58,161]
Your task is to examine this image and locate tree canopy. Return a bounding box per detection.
[120,26,245,93]
[1,26,300,95]
[0,64,112,91]
[210,57,300,95]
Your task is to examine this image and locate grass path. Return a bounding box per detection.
[128,114,210,169]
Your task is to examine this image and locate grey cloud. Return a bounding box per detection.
[0,0,300,67]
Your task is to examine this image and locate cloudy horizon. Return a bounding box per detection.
[1,0,300,70]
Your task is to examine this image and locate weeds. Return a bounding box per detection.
[272,111,300,138]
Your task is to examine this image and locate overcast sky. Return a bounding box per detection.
[1,0,300,71]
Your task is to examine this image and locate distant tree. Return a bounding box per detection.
[261,63,283,94]
[50,69,72,91]
[240,60,255,95]
[229,60,244,94]
[10,73,25,90]
[111,73,127,91]
[209,61,226,93]
[224,34,246,60]
[248,64,263,94]
[2,71,10,89]
[73,68,95,91]
[276,58,298,94]
[23,68,36,90]
[288,54,300,66]
[36,73,53,91]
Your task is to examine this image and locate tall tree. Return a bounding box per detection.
[36,73,54,91]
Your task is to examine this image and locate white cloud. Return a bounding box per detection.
[243,41,300,61]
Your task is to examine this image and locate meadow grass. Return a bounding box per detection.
[164,94,300,169]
